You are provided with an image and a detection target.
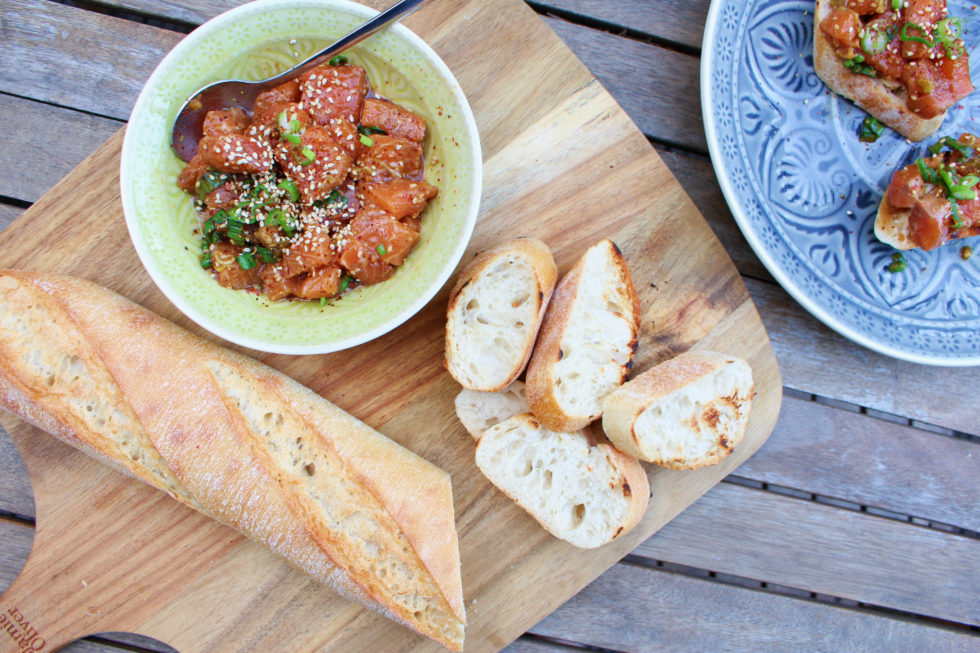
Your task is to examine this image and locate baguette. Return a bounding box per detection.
[601,351,754,470]
[445,238,557,391]
[454,381,528,440]
[474,413,649,549]
[0,270,465,650]
[525,239,640,432]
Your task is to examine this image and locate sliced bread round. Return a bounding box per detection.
[474,413,650,549]
[445,238,557,391]
[525,239,640,432]
[601,350,754,469]
[454,381,528,441]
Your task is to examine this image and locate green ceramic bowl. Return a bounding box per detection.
[121,0,481,354]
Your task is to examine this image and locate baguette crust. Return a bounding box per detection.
[601,351,754,470]
[813,0,945,142]
[526,239,640,432]
[0,270,464,650]
[445,238,557,391]
[474,413,649,548]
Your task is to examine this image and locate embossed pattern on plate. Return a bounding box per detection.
[703,0,980,365]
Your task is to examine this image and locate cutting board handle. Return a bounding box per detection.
[0,569,80,653]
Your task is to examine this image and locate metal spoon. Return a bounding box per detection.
[170,0,427,162]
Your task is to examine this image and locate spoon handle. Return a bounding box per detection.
[266,0,428,85]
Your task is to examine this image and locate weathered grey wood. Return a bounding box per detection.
[0,428,33,518]
[0,205,24,233]
[745,278,980,436]
[0,0,180,121]
[0,94,122,203]
[545,16,705,151]
[526,562,980,652]
[536,0,711,51]
[636,482,980,627]
[501,638,578,653]
[741,395,980,532]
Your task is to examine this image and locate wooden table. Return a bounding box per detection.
[1,0,977,651]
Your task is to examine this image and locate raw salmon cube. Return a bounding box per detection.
[357,179,437,219]
[299,64,368,125]
[360,98,426,142]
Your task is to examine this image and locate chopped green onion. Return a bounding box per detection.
[843,54,876,77]
[282,132,301,144]
[339,275,350,293]
[237,251,256,270]
[900,22,933,47]
[859,116,886,142]
[934,17,963,44]
[939,168,955,192]
[320,296,327,306]
[255,246,278,263]
[360,134,374,147]
[950,185,977,201]
[315,190,348,209]
[960,175,979,188]
[278,178,300,202]
[950,197,964,229]
[887,252,907,273]
[277,110,290,132]
[861,27,888,55]
[358,125,386,136]
[891,0,901,9]
[299,146,316,165]
[195,170,227,200]
[200,249,212,269]
[376,244,387,256]
[916,158,936,183]
[328,54,348,66]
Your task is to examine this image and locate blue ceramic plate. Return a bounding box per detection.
[702,0,980,366]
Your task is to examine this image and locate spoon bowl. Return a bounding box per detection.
[171,0,426,161]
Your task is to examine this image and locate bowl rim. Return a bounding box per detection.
[120,0,482,355]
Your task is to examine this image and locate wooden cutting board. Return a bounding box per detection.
[0,0,782,651]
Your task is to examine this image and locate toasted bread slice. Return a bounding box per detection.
[601,351,754,470]
[445,238,557,392]
[474,413,650,548]
[813,0,945,142]
[525,239,640,432]
[454,381,528,441]
[874,198,916,250]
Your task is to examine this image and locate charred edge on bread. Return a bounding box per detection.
[719,435,732,451]
[622,481,632,497]
[448,278,470,304]
[613,526,624,539]
[703,405,721,430]
[538,290,543,301]
[558,348,563,360]
[609,240,624,257]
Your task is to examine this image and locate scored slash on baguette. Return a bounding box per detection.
[474,413,650,549]
[0,270,465,650]
[601,351,754,470]
[813,0,946,142]
[446,238,557,392]
[525,238,640,433]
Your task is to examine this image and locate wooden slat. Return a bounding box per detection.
[745,278,980,435]
[536,0,711,51]
[740,395,980,532]
[545,16,705,151]
[526,562,980,652]
[0,94,122,203]
[637,482,980,626]
[0,429,33,518]
[0,0,180,121]
[502,638,578,653]
[0,205,24,233]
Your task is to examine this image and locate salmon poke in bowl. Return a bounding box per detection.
[120,0,481,354]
